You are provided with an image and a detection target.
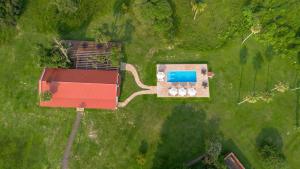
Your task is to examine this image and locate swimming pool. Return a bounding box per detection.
[167,70,197,82]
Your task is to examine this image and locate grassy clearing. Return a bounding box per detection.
[0,0,299,169]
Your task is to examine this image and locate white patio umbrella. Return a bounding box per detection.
[187,88,197,96]
[178,87,187,96]
[168,87,178,96]
[156,72,165,81]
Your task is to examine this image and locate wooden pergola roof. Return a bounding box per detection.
[64,40,121,70]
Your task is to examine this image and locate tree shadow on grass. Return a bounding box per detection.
[295,80,300,127]
[256,128,283,154]
[167,0,180,39]
[97,18,134,63]
[113,0,132,18]
[223,139,253,169]
[252,52,264,95]
[151,104,222,169]
[0,126,48,169]
[99,18,135,42]
[292,52,300,127]
[237,45,248,102]
[56,1,98,40]
[264,45,274,91]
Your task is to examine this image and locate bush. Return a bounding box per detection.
[139,140,148,155]
[110,46,122,67]
[260,145,286,169]
[52,0,79,16]
[51,0,100,34]
[256,128,287,169]
[203,139,222,165]
[242,0,300,58]
[137,0,176,39]
[0,0,25,26]
[38,43,71,68]
[41,91,52,101]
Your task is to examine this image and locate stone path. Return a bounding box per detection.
[61,111,83,169]
[118,87,156,107]
[119,63,156,107]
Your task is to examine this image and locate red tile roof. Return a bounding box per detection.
[39,68,120,110]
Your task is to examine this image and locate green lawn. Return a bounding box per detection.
[0,0,299,169]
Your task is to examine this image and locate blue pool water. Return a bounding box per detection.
[167,71,197,82]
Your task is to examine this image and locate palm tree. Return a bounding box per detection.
[272,82,289,93]
[53,38,70,63]
[238,95,260,105]
[242,24,262,44]
[191,0,207,20]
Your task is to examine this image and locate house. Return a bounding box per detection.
[39,68,121,110]
[224,152,246,169]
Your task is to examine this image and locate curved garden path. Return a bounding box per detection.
[120,63,154,90]
[119,63,156,107]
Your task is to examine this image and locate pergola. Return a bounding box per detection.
[64,40,121,70]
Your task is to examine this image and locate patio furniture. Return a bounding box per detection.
[202,80,208,88]
[178,87,187,96]
[187,88,197,96]
[169,87,178,96]
[201,67,207,75]
[157,72,165,82]
[158,65,167,72]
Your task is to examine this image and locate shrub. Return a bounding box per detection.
[52,0,79,16]
[259,145,286,169]
[256,128,287,169]
[139,140,148,155]
[38,43,71,68]
[242,0,300,58]
[0,0,25,26]
[110,46,122,67]
[203,139,222,165]
[41,91,52,101]
[138,0,175,39]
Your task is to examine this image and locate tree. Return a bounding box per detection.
[238,95,260,105]
[242,1,300,58]
[272,82,289,93]
[242,23,262,44]
[139,0,175,39]
[203,139,222,165]
[0,0,25,26]
[190,0,207,20]
[259,145,287,169]
[259,91,273,103]
[52,0,79,15]
[256,128,287,169]
[53,38,71,63]
[38,43,71,68]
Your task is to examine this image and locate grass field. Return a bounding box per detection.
[0,0,299,169]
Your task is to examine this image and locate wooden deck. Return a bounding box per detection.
[156,64,210,98]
